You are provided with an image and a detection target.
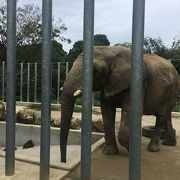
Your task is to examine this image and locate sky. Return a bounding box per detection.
[2,0,180,52]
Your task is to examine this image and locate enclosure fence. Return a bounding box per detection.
[4,0,145,180]
[0,61,72,104]
[0,59,179,106]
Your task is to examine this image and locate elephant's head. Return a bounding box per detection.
[60,46,131,162]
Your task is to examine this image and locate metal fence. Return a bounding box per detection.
[4,0,145,180]
[0,61,72,104]
[0,59,179,106]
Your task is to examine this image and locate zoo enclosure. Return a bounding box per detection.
[2,0,159,180]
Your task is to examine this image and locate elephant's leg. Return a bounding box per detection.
[118,108,130,150]
[162,115,176,146]
[101,97,119,155]
[148,116,164,152]
[118,90,130,150]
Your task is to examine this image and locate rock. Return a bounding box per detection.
[0,100,5,121]
[70,117,81,129]
[33,112,41,125]
[51,118,61,127]
[16,110,41,125]
[51,117,81,129]
[92,118,104,132]
[23,140,34,149]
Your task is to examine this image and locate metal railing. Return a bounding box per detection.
[4,0,145,179]
[0,61,72,104]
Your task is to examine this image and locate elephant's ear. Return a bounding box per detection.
[104,58,131,97]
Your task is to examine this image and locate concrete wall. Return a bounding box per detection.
[0,122,103,146]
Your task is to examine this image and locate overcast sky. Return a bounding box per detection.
[4,0,180,52]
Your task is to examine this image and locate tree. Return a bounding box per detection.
[0,2,70,46]
[115,37,170,59]
[144,37,170,59]
[67,40,83,62]
[170,40,180,59]
[52,40,67,62]
[0,1,70,63]
[94,34,110,46]
[169,39,180,73]
[16,40,67,63]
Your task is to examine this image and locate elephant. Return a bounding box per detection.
[60,46,180,163]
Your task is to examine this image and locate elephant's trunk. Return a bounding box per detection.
[60,91,76,162]
[60,61,82,163]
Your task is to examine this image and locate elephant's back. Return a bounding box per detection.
[144,54,179,87]
[93,46,131,60]
[143,54,180,115]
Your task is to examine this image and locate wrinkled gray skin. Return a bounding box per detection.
[60,46,180,162]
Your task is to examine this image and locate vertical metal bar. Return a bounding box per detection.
[57,62,60,104]
[65,62,69,78]
[5,0,16,176]
[129,0,145,180]
[80,0,94,179]
[27,63,30,102]
[34,62,37,102]
[2,61,5,101]
[40,0,52,179]
[20,63,23,101]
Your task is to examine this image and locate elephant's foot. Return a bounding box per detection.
[147,141,160,152]
[161,129,176,146]
[118,128,129,149]
[102,144,119,155]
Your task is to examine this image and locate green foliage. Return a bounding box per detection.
[144,37,170,59]
[94,34,110,46]
[27,103,60,111]
[169,40,180,73]
[173,101,180,112]
[1,40,67,63]
[114,42,132,48]
[67,40,83,62]
[52,40,67,62]
[0,1,69,63]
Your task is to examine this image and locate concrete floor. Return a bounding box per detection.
[0,145,81,164]
[0,156,69,180]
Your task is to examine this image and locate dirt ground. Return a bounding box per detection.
[63,114,180,180]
